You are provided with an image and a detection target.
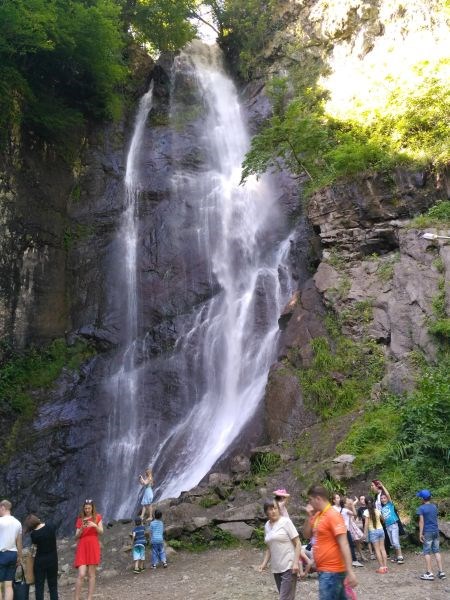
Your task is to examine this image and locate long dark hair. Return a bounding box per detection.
[366,497,378,529]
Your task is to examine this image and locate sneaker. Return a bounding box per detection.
[438,571,446,580]
[396,556,404,564]
[163,562,168,568]
[420,572,434,580]
[151,565,156,570]
[133,569,140,574]
[352,560,364,567]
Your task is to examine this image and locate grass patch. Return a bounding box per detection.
[298,320,385,419]
[167,527,239,552]
[411,200,450,228]
[0,338,96,416]
[250,451,281,475]
[199,496,221,509]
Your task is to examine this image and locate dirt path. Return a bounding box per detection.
[57,545,449,600]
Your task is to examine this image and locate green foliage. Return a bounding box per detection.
[241,72,450,195]
[199,496,221,509]
[429,318,450,341]
[0,338,96,417]
[250,451,281,475]
[167,527,239,552]
[213,0,282,79]
[338,359,450,512]
[0,0,198,148]
[125,0,197,52]
[251,526,265,549]
[336,398,401,472]
[341,300,373,327]
[299,326,385,419]
[411,200,450,228]
[321,478,347,499]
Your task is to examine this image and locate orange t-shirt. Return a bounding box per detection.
[310,506,347,572]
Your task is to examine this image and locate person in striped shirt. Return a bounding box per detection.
[149,510,167,569]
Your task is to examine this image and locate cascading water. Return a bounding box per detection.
[101,41,294,516]
[153,42,293,498]
[102,83,154,517]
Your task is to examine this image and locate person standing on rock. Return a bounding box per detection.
[139,469,154,522]
[304,485,358,599]
[24,514,59,600]
[258,499,301,600]
[0,499,22,600]
[74,499,103,600]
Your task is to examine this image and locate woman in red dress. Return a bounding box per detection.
[74,499,103,600]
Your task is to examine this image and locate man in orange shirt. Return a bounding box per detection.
[304,485,358,599]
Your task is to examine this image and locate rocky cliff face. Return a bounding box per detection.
[0,1,448,527]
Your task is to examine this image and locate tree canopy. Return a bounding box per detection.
[0,0,199,147]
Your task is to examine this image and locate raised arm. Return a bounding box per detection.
[378,481,391,502]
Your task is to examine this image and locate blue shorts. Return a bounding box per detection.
[423,531,439,555]
[0,551,17,582]
[368,528,385,544]
[133,545,145,561]
[318,571,346,600]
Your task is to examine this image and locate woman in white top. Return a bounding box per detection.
[258,499,301,600]
[332,494,363,567]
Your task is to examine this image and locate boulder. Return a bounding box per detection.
[218,522,254,540]
[208,473,231,486]
[438,520,450,540]
[230,454,251,475]
[214,502,263,523]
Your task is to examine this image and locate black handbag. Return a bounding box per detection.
[13,566,29,600]
[394,506,406,536]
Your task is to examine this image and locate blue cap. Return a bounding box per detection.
[416,489,432,500]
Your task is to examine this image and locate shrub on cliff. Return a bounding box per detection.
[337,358,450,510]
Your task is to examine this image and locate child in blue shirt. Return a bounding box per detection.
[149,509,167,569]
[416,489,446,580]
[131,517,147,573]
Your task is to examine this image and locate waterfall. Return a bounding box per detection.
[153,42,293,498]
[102,83,154,517]
[101,41,293,517]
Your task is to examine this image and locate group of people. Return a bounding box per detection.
[0,467,163,600]
[1,473,447,600]
[259,480,446,600]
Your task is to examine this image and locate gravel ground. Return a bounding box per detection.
[54,545,449,600]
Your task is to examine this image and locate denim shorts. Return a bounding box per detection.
[132,545,145,561]
[318,571,346,600]
[0,550,17,582]
[423,531,440,555]
[368,528,385,544]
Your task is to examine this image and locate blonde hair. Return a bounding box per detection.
[0,500,12,511]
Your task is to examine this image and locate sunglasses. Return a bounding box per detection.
[84,499,93,504]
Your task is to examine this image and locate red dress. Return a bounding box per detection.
[74,514,102,567]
